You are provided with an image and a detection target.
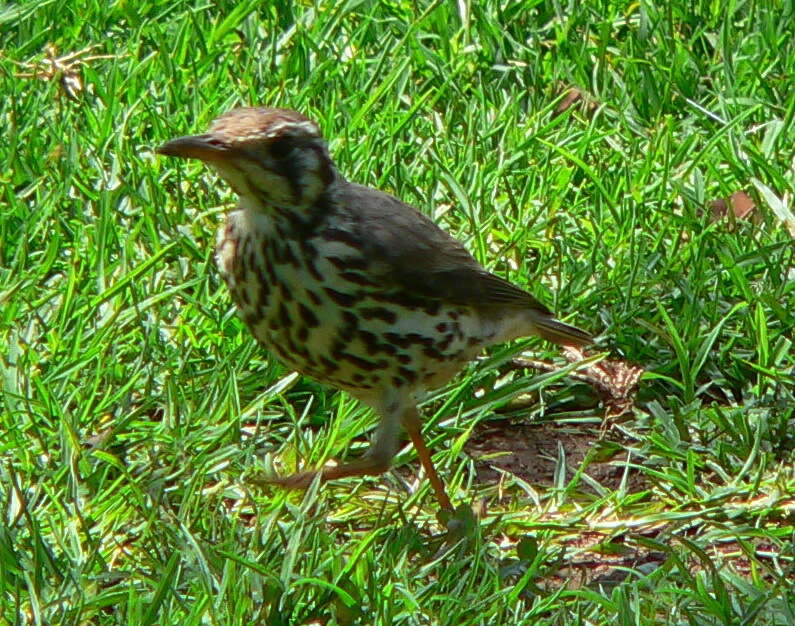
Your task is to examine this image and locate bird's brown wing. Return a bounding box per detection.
[343,184,552,314]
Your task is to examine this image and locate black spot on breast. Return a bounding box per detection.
[339,271,378,287]
[299,239,323,281]
[341,310,358,328]
[294,342,310,359]
[381,342,397,355]
[359,307,398,324]
[306,259,322,280]
[382,332,434,350]
[423,346,445,360]
[282,242,300,267]
[296,325,309,342]
[338,311,358,342]
[358,330,378,354]
[280,286,294,302]
[384,332,410,349]
[337,351,380,371]
[298,303,319,328]
[283,334,304,358]
[264,257,278,284]
[330,339,345,362]
[371,291,427,310]
[358,330,396,356]
[257,276,271,305]
[272,241,298,267]
[397,367,417,384]
[324,287,359,307]
[300,239,318,260]
[406,333,434,347]
[278,302,291,327]
[438,333,454,351]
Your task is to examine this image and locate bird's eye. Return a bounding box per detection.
[269,137,293,159]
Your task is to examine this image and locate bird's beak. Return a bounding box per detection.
[156,134,230,161]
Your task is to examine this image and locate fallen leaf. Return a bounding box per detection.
[710,190,756,221]
[552,85,597,118]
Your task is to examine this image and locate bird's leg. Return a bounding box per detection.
[400,406,453,511]
[264,456,393,489]
[266,408,401,488]
[266,405,453,510]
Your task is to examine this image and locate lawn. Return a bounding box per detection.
[2,1,794,623]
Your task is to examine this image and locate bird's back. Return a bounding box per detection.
[216,178,587,407]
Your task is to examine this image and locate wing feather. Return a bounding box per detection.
[342,183,551,313]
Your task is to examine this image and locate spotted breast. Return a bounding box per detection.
[215,190,490,406]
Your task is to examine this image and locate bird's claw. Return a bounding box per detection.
[256,470,320,489]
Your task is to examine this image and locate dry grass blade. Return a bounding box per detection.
[7,42,119,99]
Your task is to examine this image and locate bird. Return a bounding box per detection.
[157,107,591,510]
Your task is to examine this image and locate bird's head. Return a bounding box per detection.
[157,107,336,211]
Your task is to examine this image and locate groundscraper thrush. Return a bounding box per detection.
[158,107,591,510]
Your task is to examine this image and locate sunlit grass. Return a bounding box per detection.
[2,1,794,623]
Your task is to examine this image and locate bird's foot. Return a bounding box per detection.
[257,470,320,489]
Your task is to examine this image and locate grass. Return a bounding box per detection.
[2,0,794,623]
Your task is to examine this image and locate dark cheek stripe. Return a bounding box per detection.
[311,145,334,186]
[278,158,303,204]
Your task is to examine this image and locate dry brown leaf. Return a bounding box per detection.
[552,85,597,118]
[509,350,644,418]
[710,190,757,224]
